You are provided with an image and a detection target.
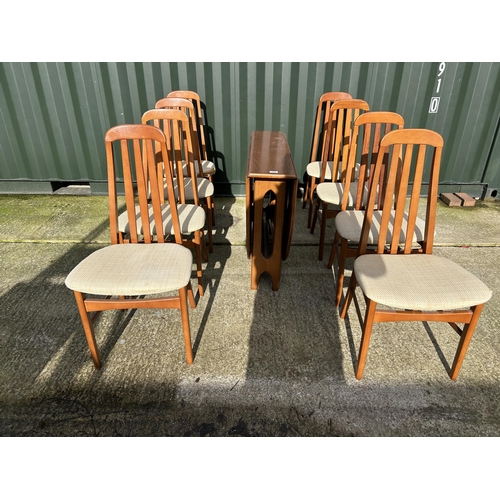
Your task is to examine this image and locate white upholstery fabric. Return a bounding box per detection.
[335,209,427,244]
[65,243,193,296]
[118,203,205,236]
[354,254,492,310]
[172,177,214,200]
[306,161,333,180]
[182,159,216,177]
[316,181,369,207]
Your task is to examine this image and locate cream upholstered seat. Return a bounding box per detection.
[315,179,367,208]
[326,111,406,306]
[310,99,370,261]
[354,254,492,311]
[65,124,197,369]
[66,244,192,297]
[334,209,426,245]
[340,128,492,381]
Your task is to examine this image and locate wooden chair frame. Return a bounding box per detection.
[310,99,370,260]
[140,108,208,295]
[340,128,490,380]
[166,90,216,226]
[302,91,352,228]
[72,124,196,368]
[327,111,405,306]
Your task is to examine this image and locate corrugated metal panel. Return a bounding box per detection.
[1,62,499,195]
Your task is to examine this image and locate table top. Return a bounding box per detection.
[246,131,297,179]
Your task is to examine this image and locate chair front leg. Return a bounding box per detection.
[449,303,484,380]
[74,291,101,369]
[356,297,377,380]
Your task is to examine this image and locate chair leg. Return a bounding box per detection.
[317,201,329,261]
[356,297,377,380]
[302,175,309,209]
[328,231,340,269]
[335,237,348,306]
[449,303,485,380]
[204,199,214,253]
[307,178,317,228]
[74,291,101,369]
[340,270,357,319]
[310,196,320,235]
[179,287,194,364]
[194,230,204,296]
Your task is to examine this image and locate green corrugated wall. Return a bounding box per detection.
[1,62,499,196]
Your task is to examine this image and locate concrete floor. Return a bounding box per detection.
[1,193,500,436]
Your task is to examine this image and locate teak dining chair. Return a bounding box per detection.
[340,128,492,380]
[310,98,370,260]
[325,111,405,306]
[65,124,197,368]
[152,98,215,253]
[302,91,352,229]
[135,108,208,295]
[166,90,217,226]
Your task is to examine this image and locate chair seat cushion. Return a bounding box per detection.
[182,160,216,177]
[65,243,193,296]
[335,209,427,244]
[172,176,214,199]
[316,181,369,206]
[306,161,333,180]
[118,203,205,236]
[354,254,492,310]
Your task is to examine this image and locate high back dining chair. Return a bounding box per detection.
[302,91,352,228]
[340,128,492,380]
[135,108,208,295]
[65,124,197,368]
[309,98,370,260]
[153,98,215,253]
[166,90,217,226]
[325,111,405,306]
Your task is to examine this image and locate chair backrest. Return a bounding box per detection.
[155,96,204,176]
[358,128,444,256]
[141,107,199,206]
[320,98,370,183]
[310,91,353,163]
[105,124,183,245]
[341,111,405,210]
[167,90,208,161]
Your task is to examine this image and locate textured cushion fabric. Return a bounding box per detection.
[354,254,492,310]
[335,209,427,244]
[316,181,369,207]
[118,203,205,236]
[182,160,216,176]
[65,243,193,296]
[171,177,214,199]
[306,161,333,180]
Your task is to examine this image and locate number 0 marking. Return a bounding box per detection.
[429,97,440,113]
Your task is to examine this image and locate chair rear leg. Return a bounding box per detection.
[356,297,377,380]
[74,291,101,369]
[194,230,205,296]
[205,200,213,253]
[179,287,194,364]
[307,178,317,228]
[317,201,329,260]
[335,237,348,306]
[302,175,310,209]
[449,303,485,380]
[327,231,340,269]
